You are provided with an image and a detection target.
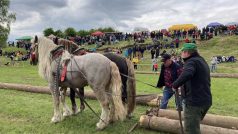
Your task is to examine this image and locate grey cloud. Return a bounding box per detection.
[10,0,67,10]
[8,0,238,40]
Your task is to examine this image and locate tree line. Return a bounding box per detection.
[43,27,117,38]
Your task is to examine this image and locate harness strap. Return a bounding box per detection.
[61,64,67,82]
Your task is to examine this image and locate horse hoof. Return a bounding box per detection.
[73,109,79,115]
[80,105,85,112]
[51,116,62,123]
[127,113,133,119]
[96,123,106,131]
[63,111,72,117]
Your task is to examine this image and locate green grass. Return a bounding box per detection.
[1,36,238,133]
[1,60,238,133]
[1,76,237,133]
[0,89,162,134]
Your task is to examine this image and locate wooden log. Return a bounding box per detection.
[139,115,238,134]
[156,109,238,130]
[210,73,238,78]
[135,71,238,78]
[136,94,162,106]
[0,82,158,105]
[135,71,159,75]
[0,82,50,94]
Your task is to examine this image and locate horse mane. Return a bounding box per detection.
[58,39,79,53]
[38,37,57,81]
[61,50,71,64]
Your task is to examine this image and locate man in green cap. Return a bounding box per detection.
[172,43,212,134]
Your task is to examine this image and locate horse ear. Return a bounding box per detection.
[31,38,35,44]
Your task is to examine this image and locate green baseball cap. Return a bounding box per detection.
[180,43,197,51]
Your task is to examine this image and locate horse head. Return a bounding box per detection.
[30,38,39,65]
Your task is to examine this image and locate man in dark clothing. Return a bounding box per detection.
[155,47,160,59]
[151,48,155,59]
[172,43,212,134]
[140,46,145,58]
[157,54,182,109]
[0,48,2,56]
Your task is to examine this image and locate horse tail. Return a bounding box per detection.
[109,62,126,121]
[125,58,136,116]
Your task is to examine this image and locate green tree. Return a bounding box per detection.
[54,29,64,38]
[0,0,16,47]
[88,29,96,35]
[43,28,54,37]
[64,27,76,37]
[77,30,89,37]
[102,27,116,32]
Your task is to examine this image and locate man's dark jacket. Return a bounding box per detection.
[172,53,212,107]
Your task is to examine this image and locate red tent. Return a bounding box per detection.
[228,25,237,31]
[91,31,104,36]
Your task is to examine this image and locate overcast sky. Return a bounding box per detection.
[8,0,238,40]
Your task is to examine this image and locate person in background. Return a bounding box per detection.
[132,56,139,70]
[155,47,160,59]
[175,38,180,48]
[211,56,217,72]
[152,58,158,72]
[151,47,156,59]
[0,48,2,56]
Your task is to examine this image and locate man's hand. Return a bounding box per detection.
[172,87,178,92]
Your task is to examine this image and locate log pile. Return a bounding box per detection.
[156,109,238,129]
[139,115,238,134]
[139,108,238,134]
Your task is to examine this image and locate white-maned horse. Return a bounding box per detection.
[33,37,126,130]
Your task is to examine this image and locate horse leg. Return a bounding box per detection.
[60,87,72,117]
[79,87,85,112]
[94,89,110,130]
[70,88,79,114]
[50,84,62,123]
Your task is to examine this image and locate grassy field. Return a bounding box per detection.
[0,36,238,133]
[0,59,238,133]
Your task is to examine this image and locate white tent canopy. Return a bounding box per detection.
[226,22,238,26]
[133,27,149,33]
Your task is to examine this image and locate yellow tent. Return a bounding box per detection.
[168,24,197,31]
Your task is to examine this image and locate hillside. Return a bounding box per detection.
[1,36,238,73]
[198,36,238,73]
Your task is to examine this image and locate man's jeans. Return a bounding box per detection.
[160,86,182,109]
[184,104,211,134]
